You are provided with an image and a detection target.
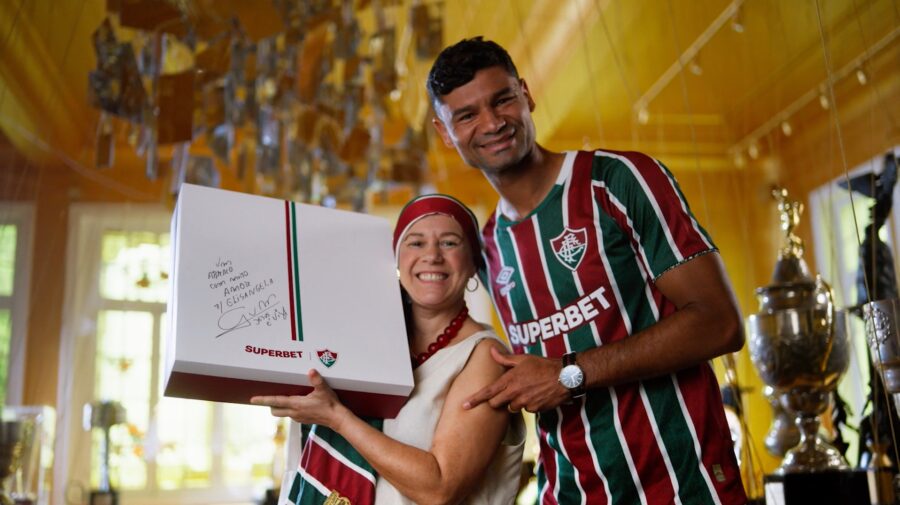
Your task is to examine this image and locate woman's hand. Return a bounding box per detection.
[250,369,349,429]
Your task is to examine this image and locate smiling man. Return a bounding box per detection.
[427,37,748,505]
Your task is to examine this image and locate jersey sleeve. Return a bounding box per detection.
[591,150,716,280]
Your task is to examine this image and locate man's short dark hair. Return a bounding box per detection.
[426,37,519,106]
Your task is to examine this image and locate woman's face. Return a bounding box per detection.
[397,214,475,312]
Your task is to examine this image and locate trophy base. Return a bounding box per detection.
[89,490,119,505]
[764,469,874,505]
[774,437,848,474]
[259,488,278,505]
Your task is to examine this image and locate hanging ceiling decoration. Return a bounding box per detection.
[87,0,444,210]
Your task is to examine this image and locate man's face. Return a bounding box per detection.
[432,66,537,175]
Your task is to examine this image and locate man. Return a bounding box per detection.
[427,37,747,504]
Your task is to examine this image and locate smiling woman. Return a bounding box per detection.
[397,214,474,314]
[252,194,525,505]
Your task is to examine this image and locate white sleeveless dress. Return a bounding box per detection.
[373,328,526,504]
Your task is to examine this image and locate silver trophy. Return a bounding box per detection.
[864,299,900,414]
[763,385,800,457]
[748,188,850,474]
[0,406,53,505]
[83,401,126,505]
[0,420,24,505]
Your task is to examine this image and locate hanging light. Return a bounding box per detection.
[637,107,650,125]
[730,6,745,33]
[856,67,868,86]
[780,120,793,137]
[688,58,703,76]
[748,142,760,160]
[733,152,747,168]
[818,92,830,110]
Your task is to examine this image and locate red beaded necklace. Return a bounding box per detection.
[412,304,469,368]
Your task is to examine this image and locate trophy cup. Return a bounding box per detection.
[763,385,800,457]
[864,300,900,418]
[83,401,126,505]
[0,406,55,505]
[748,187,850,474]
[0,420,24,505]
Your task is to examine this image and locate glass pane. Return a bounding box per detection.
[100,231,170,303]
[222,404,280,487]
[0,310,9,406]
[155,309,214,490]
[156,397,213,490]
[0,225,16,296]
[94,310,154,490]
[839,202,872,304]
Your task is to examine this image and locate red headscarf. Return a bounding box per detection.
[393,194,483,269]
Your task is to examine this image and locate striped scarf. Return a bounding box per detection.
[285,421,384,505]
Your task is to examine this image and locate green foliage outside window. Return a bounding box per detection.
[0,310,9,406]
[0,225,15,297]
[0,224,16,407]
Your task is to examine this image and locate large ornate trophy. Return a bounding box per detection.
[748,187,851,474]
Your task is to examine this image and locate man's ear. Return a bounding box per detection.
[431,116,455,148]
[521,79,536,112]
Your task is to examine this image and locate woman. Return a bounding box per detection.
[252,194,525,505]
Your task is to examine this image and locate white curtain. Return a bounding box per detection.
[53,203,169,505]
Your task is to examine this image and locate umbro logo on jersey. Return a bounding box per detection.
[495,266,517,297]
[550,227,588,270]
[496,266,515,285]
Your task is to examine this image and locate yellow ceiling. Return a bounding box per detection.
[1,0,898,206]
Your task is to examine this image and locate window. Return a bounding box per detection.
[808,147,900,466]
[0,203,33,407]
[57,206,282,505]
[0,224,16,405]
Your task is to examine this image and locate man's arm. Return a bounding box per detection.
[463,252,744,413]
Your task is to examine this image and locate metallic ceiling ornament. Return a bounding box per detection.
[86,2,443,205]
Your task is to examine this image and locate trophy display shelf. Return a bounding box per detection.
[748,188,851,475]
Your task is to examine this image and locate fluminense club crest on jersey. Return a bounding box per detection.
[550,227,588,271]
[317,349,338,368]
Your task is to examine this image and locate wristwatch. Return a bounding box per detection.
[558,352,585,398]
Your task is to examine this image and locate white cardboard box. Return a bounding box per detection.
[164,184,413,418]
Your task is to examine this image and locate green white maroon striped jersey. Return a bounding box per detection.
[481,150,746,505]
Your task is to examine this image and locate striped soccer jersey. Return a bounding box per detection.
[481,150,746,505]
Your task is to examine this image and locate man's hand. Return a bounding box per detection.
[462,347,570,413]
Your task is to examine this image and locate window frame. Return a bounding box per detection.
[808,145,900,466]
[55,203,271,505]
[0,202,34,406]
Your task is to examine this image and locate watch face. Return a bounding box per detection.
[559,364,584,389]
